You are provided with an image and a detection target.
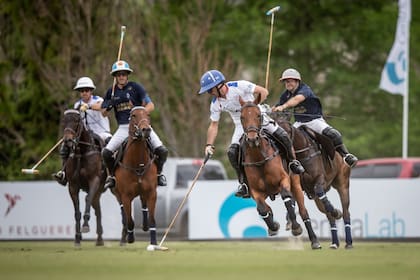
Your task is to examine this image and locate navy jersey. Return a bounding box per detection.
[102,81,151,125]
[276,83,323,122]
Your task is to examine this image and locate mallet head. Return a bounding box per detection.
[266,6,281,16]
[21,169,40,175]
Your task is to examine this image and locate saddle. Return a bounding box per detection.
[299,126,336,161]
[114,137,154,170]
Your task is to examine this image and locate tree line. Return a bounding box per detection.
[1,0,419,180]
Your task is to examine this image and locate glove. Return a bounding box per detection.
[79,103,89,112]
[205,144,215,157]
[106,104,113,111]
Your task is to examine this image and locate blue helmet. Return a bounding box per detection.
[110,60,133,75]
[198,70,225,94]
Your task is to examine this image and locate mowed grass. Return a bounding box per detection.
[1,240,419,280]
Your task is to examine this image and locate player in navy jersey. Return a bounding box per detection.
[198,70,304,198]
[272,68,357,167]
[101,60,168,189]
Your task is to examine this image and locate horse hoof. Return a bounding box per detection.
[311,241,322,250]
[142,226,149,232]
[96,239,104,246]
[82,225,90,233]
[127,233,135,243]
[74,242,81,248]
[285,221,292,231]
[329,243,339,249]
[291,224,303,236]
[345,244,353,249]
[268,222,280,236]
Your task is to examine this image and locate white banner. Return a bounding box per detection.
[379,0,411,95]
[190,179,420,239]
[0,181,121,240]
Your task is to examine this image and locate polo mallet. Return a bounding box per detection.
[111,25,126,98]
[21,138,64,174]
[265,5,281,89]
[149,154,211,251]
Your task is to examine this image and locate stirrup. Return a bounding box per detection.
[344,154,358,168]
[104,176,116,189]
[289,160,305,174]
[157,174,167,186]
[235,183,250,198]
[52,171,67,186]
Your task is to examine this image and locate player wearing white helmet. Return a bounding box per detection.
[273,68,358,167]
[198,70,305,198]
[101,60,168,189]
[53,77,112,186]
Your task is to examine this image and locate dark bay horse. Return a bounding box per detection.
[62,109,106,246]
[113,106,158,248]
[272,112,352,249]
[240,96,321,248]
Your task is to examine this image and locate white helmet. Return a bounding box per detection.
[279,68,301,81]
[74,77,96,90]
[110,60,133,75]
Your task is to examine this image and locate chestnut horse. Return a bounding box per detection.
[239,96,322,248]
[272,112,353,249]
[113,106,158,247]
[61,109,106,246]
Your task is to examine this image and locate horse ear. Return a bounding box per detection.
[254,93,261,105]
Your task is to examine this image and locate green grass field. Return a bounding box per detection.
[1,240,419,280]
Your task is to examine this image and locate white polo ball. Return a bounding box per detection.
[146,245,155,251]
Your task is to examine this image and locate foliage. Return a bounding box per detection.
[0,0,419,180]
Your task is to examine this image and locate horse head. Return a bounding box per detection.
[129,106,151,140]
[62,109,83,154]
[240,94,262,148]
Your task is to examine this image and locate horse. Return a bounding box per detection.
[239,95,323,248]
[61,109,106,246]
[113,106,158,247]
[271,111,353,249]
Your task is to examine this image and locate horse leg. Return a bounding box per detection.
[280,188,302,236]
[122,195,135,243]
[337,185,353,249]
[290,176,321,249]
[314,184,342,220]
[91,195,104,246]
[255,197,279,236]
[314,199,340,249]
[119,203,127,246]
[69,187,82,247]
[81,193,92,233]
[146,193,157,245]
[140,198,149,232]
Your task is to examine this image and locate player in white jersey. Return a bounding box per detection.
[198,70,304,198]
[52,77,112,186]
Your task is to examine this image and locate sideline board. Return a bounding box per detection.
[0,181,121,240]
[189,179,420,239]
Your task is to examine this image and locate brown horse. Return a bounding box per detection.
[239,95,321,245]
[113,106,158,247]
[61,109,106,246]
[272,111,353,249]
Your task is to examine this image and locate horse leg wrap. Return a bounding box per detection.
[329,222,339,247]
[283,197,297,222]
[304,219,318,242]
[344,218,353,246]
[316,191,335,213]
[259,209,276,231]
[154,145,168,174]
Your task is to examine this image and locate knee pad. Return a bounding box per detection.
[227,144,240,170]
[154,145,168,160]
[322,127,342,146]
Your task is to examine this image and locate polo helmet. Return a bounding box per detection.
[198,70,225,94]
[110,60,133,75]
[74,77,96,90]
[279,68,301,81]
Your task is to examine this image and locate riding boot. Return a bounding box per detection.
[322,127,358,168]
[102,148,116,189]
[228,144,250,198]
[154,145,168,186]
[52,143,69,186]
[271,128,305,174]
